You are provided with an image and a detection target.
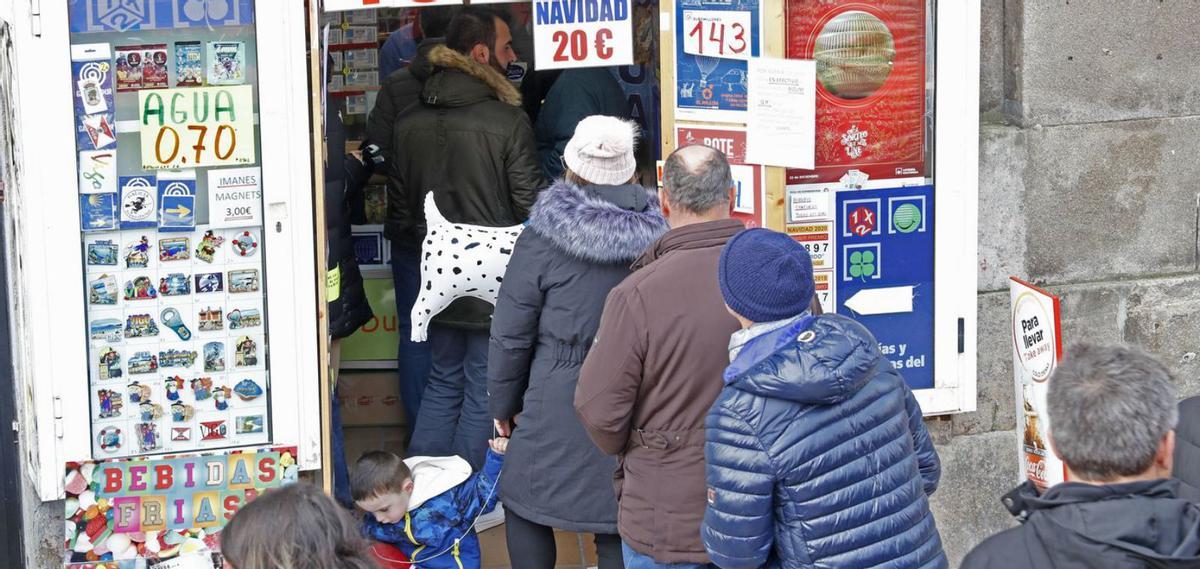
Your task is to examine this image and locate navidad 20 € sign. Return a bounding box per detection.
[139,85,256,170]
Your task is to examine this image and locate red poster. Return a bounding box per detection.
[676,126,764,228]
[785,0,926,185]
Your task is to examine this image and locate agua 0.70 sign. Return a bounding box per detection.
[138,85,256,170]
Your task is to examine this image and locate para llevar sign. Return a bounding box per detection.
[534,0,634,69]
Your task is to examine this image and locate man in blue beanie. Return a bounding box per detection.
[701,228,948,569]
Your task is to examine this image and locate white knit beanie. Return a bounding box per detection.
[563,115,639,185]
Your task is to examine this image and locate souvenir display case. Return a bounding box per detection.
[9,0,320,499]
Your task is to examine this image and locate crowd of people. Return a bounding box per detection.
[221,6,1200,569]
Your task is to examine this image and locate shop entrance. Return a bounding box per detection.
[321,4,662,566]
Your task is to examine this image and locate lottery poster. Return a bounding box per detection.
[784,0,928,185]
[673,0,762,122]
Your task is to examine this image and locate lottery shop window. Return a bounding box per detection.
[783,0,940,393]
[69,0,272,459]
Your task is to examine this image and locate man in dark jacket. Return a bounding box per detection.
[963,344,1200,569]
[365,6,458,163]
[392,6,544,469]
[1176,395,1200,501]
[576,144,741,567]
[365,6,458,430]
[534,67,628,181]
[702,229,945,569]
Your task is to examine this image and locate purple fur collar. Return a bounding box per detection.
[527,180,668,264]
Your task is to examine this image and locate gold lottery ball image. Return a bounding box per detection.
[814,10,896,100]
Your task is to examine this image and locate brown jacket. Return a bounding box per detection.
[575,219,744,564]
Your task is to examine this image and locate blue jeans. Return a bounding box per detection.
[622,544,715,569]
[406,325,491,470]
[330,387,352,508]
[391,245,432,431]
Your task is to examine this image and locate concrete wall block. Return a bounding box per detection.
[1124,275,1200,398]
[1016,0,1200,126]
[1021,117,1200,284]
[955,291,1015,436]
[928,430,1020,567]
[979,0,1005,115]
[977,125,1027,293]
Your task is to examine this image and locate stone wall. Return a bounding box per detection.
[928,0,1200,564]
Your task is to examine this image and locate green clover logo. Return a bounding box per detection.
[849,250,876,280]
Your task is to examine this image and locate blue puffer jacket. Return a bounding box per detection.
[364,450,503,568]
[701,314,946,569]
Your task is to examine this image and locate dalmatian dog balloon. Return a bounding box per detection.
[411,192,524,342]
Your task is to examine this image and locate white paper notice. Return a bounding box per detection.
[746,58,815,169]
[207,167,262,228]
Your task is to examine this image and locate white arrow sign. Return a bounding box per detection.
[843,286,915,316]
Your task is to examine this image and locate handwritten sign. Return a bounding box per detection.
[746,58,815,168]
[138,86,255,170]
[682,11,751,60]
[534,0,634,70]
[64,448,298,565]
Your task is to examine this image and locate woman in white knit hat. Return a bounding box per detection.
[488,115,667,568]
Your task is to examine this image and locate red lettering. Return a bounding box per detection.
[154,464,174,490]
[223,495,243,520]
[382,316,397,332]
[103,467,123,493]
[257,457,277,484]
[362,316,379,333]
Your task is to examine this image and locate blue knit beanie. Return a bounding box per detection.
[719,228,815,323]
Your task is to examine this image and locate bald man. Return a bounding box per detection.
[575,145,741,568]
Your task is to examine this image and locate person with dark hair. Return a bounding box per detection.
[365,4,462,435]
[701,228,945,569]
[575,145,743,568]
[963,344,1200,568]
[220,482,378,569]
[387,5,543,470]
[352,440,507,569]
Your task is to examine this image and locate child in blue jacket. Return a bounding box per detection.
[352,438,506,569]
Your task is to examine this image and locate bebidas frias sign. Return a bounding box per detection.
[533,0,634,70]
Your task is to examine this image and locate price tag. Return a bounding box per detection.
[138,85,256,170]
[207,167,262,228]
[533,0,634,70]
[682,10,752,61]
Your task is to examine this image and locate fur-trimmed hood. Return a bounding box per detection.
[423,44,522,107]
[528,180,668,264]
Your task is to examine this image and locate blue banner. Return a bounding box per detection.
[835,185,935,390]
[69,0,255,34]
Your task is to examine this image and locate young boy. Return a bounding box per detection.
[352,438,506,569]
[701,229,948,568]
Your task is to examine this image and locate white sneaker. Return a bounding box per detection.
[475,503,506,532]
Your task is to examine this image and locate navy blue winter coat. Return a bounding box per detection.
[702,314,946,569]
